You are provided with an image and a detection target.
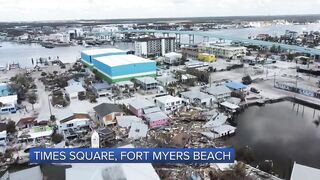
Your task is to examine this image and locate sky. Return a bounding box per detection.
[0,0,320,22]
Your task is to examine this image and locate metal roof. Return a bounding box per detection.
[225,81,247,90]
[94,54,154,67]
[81,48,126,56]
[206,85,231,95]
[129,98,155,109]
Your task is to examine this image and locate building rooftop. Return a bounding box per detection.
[220,101,240,110]
[0,95,17,104]
[92,82,112,90]
[135,76,158,84]
[128,122,148,139]
[116,116,143,128]
[93,103,123,118]
[81,48,126,56]
[155,95,182,104]
[213,125,236,135]
[225,81,247,90]
[94,54,155,67]
[291,162,320,180]
[206,85,231,96]
[180,90,212,101]
[129,98,155,109]
[65,85,86,95]
[144,111,169,122]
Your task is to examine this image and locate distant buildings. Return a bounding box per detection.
[81,48,156,83]
[134,37,176,57]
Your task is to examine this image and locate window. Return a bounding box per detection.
[67,123,74,127]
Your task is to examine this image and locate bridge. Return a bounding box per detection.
[120,29,320,56]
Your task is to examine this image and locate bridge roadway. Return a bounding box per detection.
[120,29,320,55]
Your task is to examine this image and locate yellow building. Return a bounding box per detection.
[197,53,216,62]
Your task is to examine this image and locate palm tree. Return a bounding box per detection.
[28,92,37,110]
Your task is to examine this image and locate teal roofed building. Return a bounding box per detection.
[81,48,156,83]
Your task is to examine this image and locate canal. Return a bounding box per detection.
[226,101,320,179]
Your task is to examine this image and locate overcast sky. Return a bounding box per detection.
[1,0,320,22]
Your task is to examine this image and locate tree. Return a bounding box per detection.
[28,92,37,110]
[41,72,47,77]
[51,133,64,144]
[6,120,16,134]
[258,161,273,174]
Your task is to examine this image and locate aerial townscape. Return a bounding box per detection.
[1,8,320,180]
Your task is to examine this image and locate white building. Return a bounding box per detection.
[154,95,182,113]
[134,37,176,57]
[57,114,91,139]
[206,85,232,100]
[0,95,17,114]
[163,52,182,65]
[199,42,246,59]
[291,162,320,180]
[180,90,214,106]
[65,84,86,100]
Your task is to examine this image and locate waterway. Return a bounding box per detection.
[226,101,320,179]
[1,23,320,68]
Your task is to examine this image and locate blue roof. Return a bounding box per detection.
[0,83,10,97]
[225,81,247,90]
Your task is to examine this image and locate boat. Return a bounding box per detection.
[43,44,55,49]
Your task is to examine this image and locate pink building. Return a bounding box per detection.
[144,111,169,129]
[128,99,156,117]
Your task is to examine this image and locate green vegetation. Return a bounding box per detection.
[9,73,35,102]
[27,92,38,110]
[51,133,64,144]
[6,120,16,134]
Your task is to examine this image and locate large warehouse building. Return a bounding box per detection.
[80,48,127,67]
[81,48,156,83]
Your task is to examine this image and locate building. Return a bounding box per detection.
[180,90,214,106]
[144,111,169,128]
[181,46,201,60]
[81,48,157,83]
[93,103,124,126]
[65,145,160,180]
[154,95,182,113]
[199,42,246,59]
[80,48,127,67]
[198,53,216,62]
[291,162,320,180]
[163,52,182,65]
[67,79,83,86]
[128,98,157,117]
[0,95,17,114]
[16,117,37,130]
[225,81,247,91]
[57,113,91,139]
[65,84,86,100]
[91,82,112,97]
[134,37,176,57]
[213,125,236,138]
[206,85,232,100]
[18,126,53,143]
[92,54,156,83]
[128,122,148,139]
[135,76,158,91]
[116,116,143,128]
